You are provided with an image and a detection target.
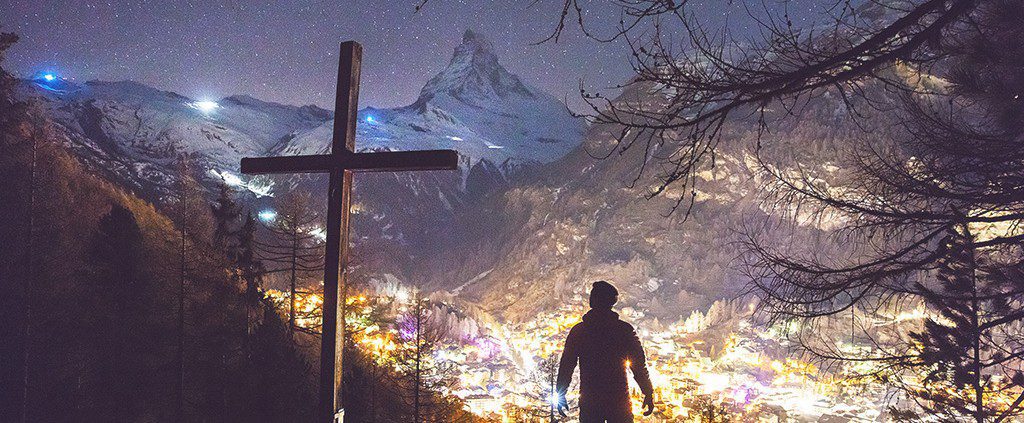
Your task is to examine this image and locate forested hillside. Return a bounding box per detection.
[0,32,319,421]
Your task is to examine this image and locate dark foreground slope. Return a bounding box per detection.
[0,106,317,421]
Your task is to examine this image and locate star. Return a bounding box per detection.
[1,1,819,111]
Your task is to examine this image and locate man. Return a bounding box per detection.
[556,281,655,422]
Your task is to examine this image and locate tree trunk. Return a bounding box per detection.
[176,187,187,422]
[20,129,37,422]
[415,301,422,423]
[289,226,297,337]
[972,263,983,423]
[965,224,983,423]
[549,361,555,423]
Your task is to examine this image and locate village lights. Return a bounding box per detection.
[259,288,908,421]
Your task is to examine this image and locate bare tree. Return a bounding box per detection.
[393,297,461,423]
[257,191,324,336]
[165,156,214,421]
[508,0,1024,419]
[726,1,1024,420]
[518,0,977,216]
[536,355,560,422]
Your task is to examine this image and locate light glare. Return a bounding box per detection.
[309,226,327,241]
[192,100,219,113]
[258,210,277,222]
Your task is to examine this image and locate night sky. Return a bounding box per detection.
[1,0,822,111]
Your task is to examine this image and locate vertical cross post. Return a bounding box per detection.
[320,41,361,422]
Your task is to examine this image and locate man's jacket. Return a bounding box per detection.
[556,308,654,406]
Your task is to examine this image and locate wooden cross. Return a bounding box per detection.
[240,41,458,422]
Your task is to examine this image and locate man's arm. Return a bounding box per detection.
[625,324,654,396]
[556,326,579,396]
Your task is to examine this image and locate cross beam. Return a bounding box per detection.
[240,41,457,423]
[241,150,458,175]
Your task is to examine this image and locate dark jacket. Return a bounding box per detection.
[556,309,654,406]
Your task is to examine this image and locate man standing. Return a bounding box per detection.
[556,281,655,422]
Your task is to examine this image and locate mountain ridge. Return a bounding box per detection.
[20,30,583,201]
[415,29,538,105]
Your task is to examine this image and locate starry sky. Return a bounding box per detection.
[1,0,823,110]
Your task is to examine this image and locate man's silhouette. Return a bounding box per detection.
[556,281,654,422]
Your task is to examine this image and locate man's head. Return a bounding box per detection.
[589,281,618,309]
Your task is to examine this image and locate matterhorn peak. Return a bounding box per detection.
[460,29,493,52]
[416,29,535,105]
[447,29,500,74]
[364,28,583,170]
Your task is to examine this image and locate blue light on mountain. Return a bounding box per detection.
[34,71,70,93]
[365,115,375,123]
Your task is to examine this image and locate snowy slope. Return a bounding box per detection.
[20,79,332,196]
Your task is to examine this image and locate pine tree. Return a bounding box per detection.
[896,223,1022,422]
[74,205,158,420]
[209,183,266,333]
[0,31,33,422]
[0,33,94,420]
[243,301,317,421]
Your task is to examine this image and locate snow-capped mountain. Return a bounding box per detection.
[278,30,584,180]
[21,30,583,202]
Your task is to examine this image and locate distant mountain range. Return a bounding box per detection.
[19,29,583,201]
[18,29,856,324]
